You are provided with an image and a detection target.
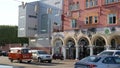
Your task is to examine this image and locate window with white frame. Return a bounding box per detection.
[85,17,89,24]
[94,0,98,6]
[108,14,116,24]
[69,1,79,11]
[94,16,98,23]
[89,16,93,24]
[86,0,98,8]
[89,0,94,7]
[71,19,77,28]
[86,0,89,8]
[105,0,119,4]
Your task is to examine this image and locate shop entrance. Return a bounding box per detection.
[66,38,76,59]
[54,39,63,54]
[110,35,120,50]
[78,37,90,59]
[93,37,106,55]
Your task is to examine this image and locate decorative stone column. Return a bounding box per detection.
[106,45,110,50]
[76,46,79,60]
[52,46,54,56]
[62,45,66,60]
[90,45,93,56]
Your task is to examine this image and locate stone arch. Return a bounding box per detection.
[91,33,108,55]
[52,37,64,47]
[91,33,108,45]
[78,34,91,45]
[108,32,120,50]
[64,36,76,59]
[51,37,64,57]
[64,36,77,46]
[77,35,90,59]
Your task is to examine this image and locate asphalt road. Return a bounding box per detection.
[0,56,78,68]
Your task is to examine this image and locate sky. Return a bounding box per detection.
[0,0,38,26]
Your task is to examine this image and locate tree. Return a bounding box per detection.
[0,25,28,46]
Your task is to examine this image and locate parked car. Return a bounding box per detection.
[29,50,52,63]
[1,51,8,56]
[97,50,120,56]
[74,55,120,68]
[52,53,64,60]
[8,47,32,63]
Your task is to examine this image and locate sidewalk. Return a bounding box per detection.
[49,59,79,68]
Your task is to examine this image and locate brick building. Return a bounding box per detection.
[52,0,120,59]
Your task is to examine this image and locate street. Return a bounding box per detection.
[0,56,78,68]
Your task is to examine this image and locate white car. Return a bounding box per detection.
[29,50,52,63]
[74,55,120,68]
[97,50,120,56]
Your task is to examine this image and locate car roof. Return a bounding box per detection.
[89,55,119,58]
[29,50,44,52]
[103,50,120,52]
[10,47,29,50]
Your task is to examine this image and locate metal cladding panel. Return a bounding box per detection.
[18,5,26,37]
[18,1,39,37]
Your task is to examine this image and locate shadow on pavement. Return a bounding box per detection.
[0,64,24,68]
[16,60,65,66]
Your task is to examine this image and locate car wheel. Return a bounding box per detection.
[18,59,22,63]
[38,58,42,62]
[10,59,13,62]
[27,60,31,63]
[48,60,52,63]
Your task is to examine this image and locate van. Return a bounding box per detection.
[8,47,32,63]
[30,50,52,63]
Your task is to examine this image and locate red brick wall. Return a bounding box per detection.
[0,44,22,52]
[63,0,120,30]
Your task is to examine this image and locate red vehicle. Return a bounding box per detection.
[8,47,32,63]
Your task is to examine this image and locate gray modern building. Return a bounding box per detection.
[18,0,63,54]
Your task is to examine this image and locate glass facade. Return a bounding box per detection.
[40,14,48,34]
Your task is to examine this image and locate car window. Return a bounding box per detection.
[81,56,101,62]
[115,52,120,56]
[102,57,115,64]
[21,49,29,54]
[99,51,114,56]
[38,51,47,54]
[114,57,120,64]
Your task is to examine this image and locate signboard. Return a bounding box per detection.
[104,28,111,34]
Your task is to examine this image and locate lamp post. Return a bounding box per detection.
[47,8,52,54]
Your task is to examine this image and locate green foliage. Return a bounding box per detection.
[0,25,28,46]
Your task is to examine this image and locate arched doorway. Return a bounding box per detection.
[110,35,120,50]
[93,36,106,55]
[66,38,76,59]
[54,39,63,54]
[78,37,90,59]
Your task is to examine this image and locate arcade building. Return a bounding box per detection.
[52,0,120,60]
[18,0,120,60]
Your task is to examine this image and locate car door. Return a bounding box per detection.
[102,57,120,68]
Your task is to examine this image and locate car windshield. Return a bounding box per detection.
[99,51,114,56]
[21,49,29,54]
[38,51,47,54]
[80,56,101,62]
